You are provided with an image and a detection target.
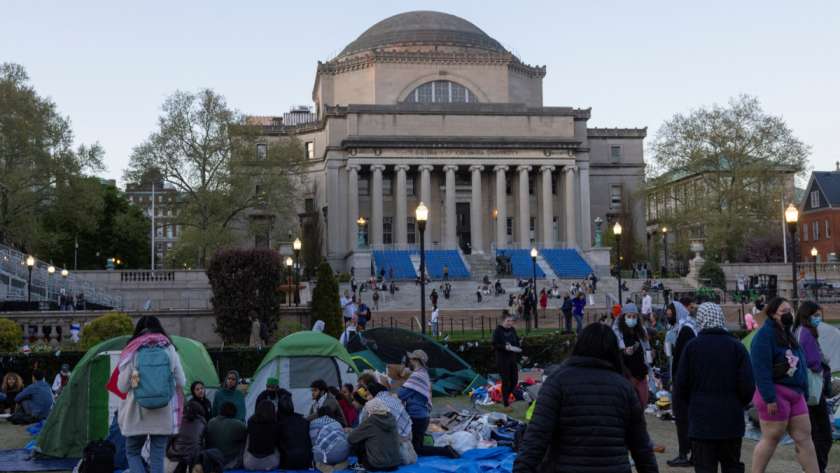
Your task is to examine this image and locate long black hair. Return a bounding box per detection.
[571,324,624,374]
[794,300,821,339]
[129,315,170,342]
[618,312,647,342]
[765,297,799,349]
[253,400,276,423]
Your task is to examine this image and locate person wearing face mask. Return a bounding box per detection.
[750,297,819,473]
[666,297,697,468]
[613,303,651,408]
[794,301,833,473]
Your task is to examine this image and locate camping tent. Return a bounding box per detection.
[36,335,219,458]
[347,328,486,396]
[245,331,358,418]
[742,323,840,375]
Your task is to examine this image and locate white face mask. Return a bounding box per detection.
[625,318,638,328]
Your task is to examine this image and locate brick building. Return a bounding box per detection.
[799,166,840,262]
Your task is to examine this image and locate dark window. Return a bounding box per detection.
[359,177,369,196]
[407,217,416,244]
[506,217,513,236]
[610,185,623,210]
[610,145,622,162]
[256,143,267,160]
[406,176,416,196]
[383,177,393,196]
[305,198,315,212]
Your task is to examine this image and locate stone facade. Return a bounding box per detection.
[252,11,646,272]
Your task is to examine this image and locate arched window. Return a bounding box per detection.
[403,80,477,104]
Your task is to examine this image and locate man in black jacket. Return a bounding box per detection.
[676,302,754,473]
[669,296,698,468]
[513,323,658,473]
[492,314,521,410]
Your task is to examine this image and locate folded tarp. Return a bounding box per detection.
[0,449,79,472]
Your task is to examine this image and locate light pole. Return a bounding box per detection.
[785,204,799,309]
[613,222,623,306]
[530,247,538,331]
[356,217,367,249]
[492,208,498,249]
[285,256,293,308]
[416,202,429,334]
[26,255,35,303]
[47,265,55,304]
[61,269,69,307]
[811,247,819,303]
[293,238,302,306]
[661,226,669,278]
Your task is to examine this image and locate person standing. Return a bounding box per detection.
[429,289,438,307]
[613,303,651,408]
[249,315,262,349]
[430,305,440,337]
[641,289,653,327]
[110,316,186,473]
[539,289,548,319]
[492,315,521,411]
[668,297,698,468]
[513,323,659,473]
[561,294,573,334]
[794,301,833,472]
[571,292,586,334]
[749,297,819,473]
[676,302,755,473]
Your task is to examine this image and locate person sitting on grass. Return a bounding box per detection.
[211,370,245,422]
[206,402,247,470]
[348,398,402,472]
[275,389,313,470]
[9,370,54,425]
[165,399,207,473]
[310,406,350,470]
[243,400,280,471]
[0,372,24,414]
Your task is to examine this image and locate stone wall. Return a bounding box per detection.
[72,270,212,311]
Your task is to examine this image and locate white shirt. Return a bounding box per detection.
[431,308,440,323]
[641,294,652,315]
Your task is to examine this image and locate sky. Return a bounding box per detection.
[3,0,839,184]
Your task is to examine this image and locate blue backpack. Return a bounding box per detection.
[133,346,174,409]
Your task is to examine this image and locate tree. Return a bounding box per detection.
[650,95,809,262]
[300,207,324,280]
[699,259,726,290]
[80,312,134,350]
[310,260,342,338]
[0,63,103,249]
[206,248,283,344]
[126,89,305,267]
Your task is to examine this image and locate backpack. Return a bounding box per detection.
[79,440,115,473]
[134,345,174,409]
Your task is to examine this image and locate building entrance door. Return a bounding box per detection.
[456,202,471,253]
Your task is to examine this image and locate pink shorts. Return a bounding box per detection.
[752,384,808,422]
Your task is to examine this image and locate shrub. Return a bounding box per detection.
[80,312,133,349]
[699,259,726,289]
[336,272,351,283]
[207,248,283,344]
[0,319,22,352]
[311,260,342,338]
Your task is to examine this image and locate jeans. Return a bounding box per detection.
[572,313,583,334]
[691,438,743,473]
[126,434,168,473]
[431,321,439,337]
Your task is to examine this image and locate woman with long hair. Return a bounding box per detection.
[189,381,212,423]
[750,297,819,473]
[243,400,280,471]
[614,303,651,408]
[0,372,24,413]
[109,315,186,473]
[513,323,657,473]
[794,301,832,472]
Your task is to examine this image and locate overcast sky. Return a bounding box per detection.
[3,0,838,183]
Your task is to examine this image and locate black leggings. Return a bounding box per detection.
[411,417,456,457]
[499,361,518,407]
[809,398,832,473]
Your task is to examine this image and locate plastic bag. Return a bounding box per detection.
[436,431,479,454]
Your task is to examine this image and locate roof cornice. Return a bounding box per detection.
[318,51,546,78]
[587,127,647,139]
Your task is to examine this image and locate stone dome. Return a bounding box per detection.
[339,11,507,57]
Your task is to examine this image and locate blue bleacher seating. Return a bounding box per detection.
[372,250,416,280]
[541,248,593,279]
[496,249,545,279]
[423,250,470,279]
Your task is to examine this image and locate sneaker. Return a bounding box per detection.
[666,456,692,467]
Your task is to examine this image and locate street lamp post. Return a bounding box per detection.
[613,223,623,306]
[811,247,819,303]
[293,238,302,307]
[530,247,538,331]
[784,204,799,309]
[416,202,429,334]
[61,269,69,307]
[285,256,293,308]
[356,217,367,249]
[47,265,55,304]
[661,226,669,278]
[25,255,35,303]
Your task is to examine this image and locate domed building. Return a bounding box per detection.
[250,11,646,277]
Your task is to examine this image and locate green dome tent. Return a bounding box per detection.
[245,331,358,418]
[36,335,219,458]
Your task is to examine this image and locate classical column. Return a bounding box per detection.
[540,166,555,248]
[419,164,433,244]
[326,163,341,256]
[444,165,458,249]
[517,165,532,249]
[347,164,360,250]
[494,165,508,249]
[564,165,577,247]
[578,161,592,249]
[469,165,484,254]
[370,164,385,246]
[394,164,409,246]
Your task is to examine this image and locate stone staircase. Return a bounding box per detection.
[464,253,497,280]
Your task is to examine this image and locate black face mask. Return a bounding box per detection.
[780,312,794,327]
[667,314,677,325]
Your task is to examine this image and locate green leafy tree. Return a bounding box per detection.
[699,259,726,289]
[311,260,342,338]
[80,312,134,349]
[0,63,103,249]
[0,319,22,352]
[650,95,809,262]
[125,89,305,267]
[206,248,283,343]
